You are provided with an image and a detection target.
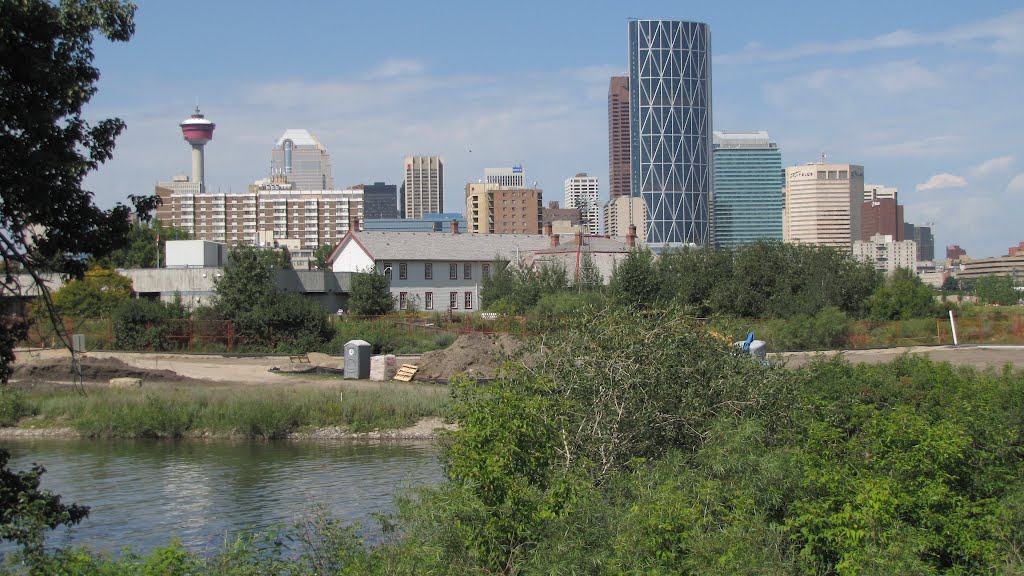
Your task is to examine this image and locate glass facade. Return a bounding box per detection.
[629,20,712,247]
[712,132,783,247]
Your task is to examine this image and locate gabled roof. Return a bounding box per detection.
[329,231,560,263]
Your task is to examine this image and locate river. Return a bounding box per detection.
[2,438,443,555]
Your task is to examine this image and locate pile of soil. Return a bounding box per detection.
[416,333,526,381]
[12,356,187,384]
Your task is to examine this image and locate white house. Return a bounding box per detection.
[327,223,556,312]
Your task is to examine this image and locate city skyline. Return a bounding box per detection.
[81,1,1024,257]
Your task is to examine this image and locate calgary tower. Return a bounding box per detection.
[179,107,215,192]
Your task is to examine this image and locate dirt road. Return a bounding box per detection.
[779,345,1024,370]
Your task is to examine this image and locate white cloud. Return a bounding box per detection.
[1007,173,1024,194]
[970,155,1015,177]
[368,59,425,79]
[915,173,968,192]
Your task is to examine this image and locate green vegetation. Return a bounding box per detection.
[91,220,193,269]
[2,384,448,439]
[348,269,396,316]
[49,268,133,320]
[972,275,1021,306]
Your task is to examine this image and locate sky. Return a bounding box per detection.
[82,0,1024,258]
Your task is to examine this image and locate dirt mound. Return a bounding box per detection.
[416,333,526,381]
[12,357,187,384]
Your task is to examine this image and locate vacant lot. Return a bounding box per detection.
[780,344,1024,370]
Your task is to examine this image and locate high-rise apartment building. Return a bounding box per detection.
[853,234,917,274]
[905,223,935,261]
[403,155,444,219]
[861,184,904,242]
[712,131,783,247]
[603,196,647,239]
[564,173,600,235]
[783,163,864,250]
[271,129,334,190]
[629,19,712,247]
[361,182,399,219]
[484,166,525,189]
[465,182,542,235]
[608,75,631,200]
[155,186,363,250]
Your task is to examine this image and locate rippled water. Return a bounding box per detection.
[2,438,442,555]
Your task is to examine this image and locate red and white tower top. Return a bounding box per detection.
[179,107,215,191]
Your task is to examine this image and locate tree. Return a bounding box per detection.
[50,267,133,319]
[867,267,939,320]
[576,250,602,290]
[311,243,336,271]
[213,245,280,320]
[974,276,1019,306]
[608,248,660,310]
[1,0,156,382]
[348,269,394,316]
[92,219,192,269]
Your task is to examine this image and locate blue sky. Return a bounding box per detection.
[83,0,1024,258]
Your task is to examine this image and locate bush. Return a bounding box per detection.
[767,306,851,351]
[0,387,32,426]
[111,299,176,351]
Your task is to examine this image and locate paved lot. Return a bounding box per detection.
[779,345,1024,370]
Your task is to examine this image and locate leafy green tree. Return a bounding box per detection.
[311,243,336,271]
[974,275,1019,306]
[941,274,960,292]
[92,220,192,269]
[576,250,602,290]
[50,267,133,319]
[348,269,394,316]
[867,267,939,320]
[608,248,660,310]
[0,0,156,382]
[213,245,280,319]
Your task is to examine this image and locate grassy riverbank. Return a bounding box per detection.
[0,384,449,439]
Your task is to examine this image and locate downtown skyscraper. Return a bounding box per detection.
[628,19,712,247]
[712,131,783,247]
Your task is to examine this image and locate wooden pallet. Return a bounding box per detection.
[394,364,418,382]
[289,354,310,364]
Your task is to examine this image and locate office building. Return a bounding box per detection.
[904,223,935,261]
[564,173,600,235]
[861,184,904,241]
[465,182,542,235]
[608,75,631,199]
[603,196,647,239]
[629,19,712,247]
[484,166,525,189]
[711,131,783,247]
[783,163,864,250]
[403,155,444,219]
[853,234,917,274]
[271,129,334,190]
[360,182,399,219]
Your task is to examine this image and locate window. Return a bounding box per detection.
[449,291,458,310]
[482,263,490,278]
[464,263,472,279]
[399,263,407,280]
[425,292,433,310]
[399,292,407,310]
[449,263,457,279]
[383,262,392,280]
[464,291,473,310]
[424,263,432,280]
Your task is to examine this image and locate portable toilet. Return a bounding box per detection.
[343,340,372,379]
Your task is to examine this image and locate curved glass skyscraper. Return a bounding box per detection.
[628,20,712,247]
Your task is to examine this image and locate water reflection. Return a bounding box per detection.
[3,438,442,554]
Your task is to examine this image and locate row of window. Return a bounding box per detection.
[383,262,490,281]
[398,291,473,311]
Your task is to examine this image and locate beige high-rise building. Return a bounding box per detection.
[853,234,917,274]
[403,155,443,219]
[564,173,600,235]
[155,186,363,252]
[783,163,864,250]
[465,182,542,234]
[603,196,646,239]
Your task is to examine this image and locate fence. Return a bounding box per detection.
[17,309,1024,354]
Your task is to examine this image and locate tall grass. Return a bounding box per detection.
[15,385,448,439]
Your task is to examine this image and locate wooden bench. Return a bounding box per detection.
[394,364,418,382]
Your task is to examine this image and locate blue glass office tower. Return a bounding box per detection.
[712,131,783,247]
[628,19,712,247]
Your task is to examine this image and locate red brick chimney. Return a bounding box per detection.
[550,234,560,247]
[543,221,553,236]
[349,215,361,232]
[627,225,636,248]
[450,220,459,234]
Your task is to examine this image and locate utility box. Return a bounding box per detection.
[72,334,86,353]
[343,340,372,379]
